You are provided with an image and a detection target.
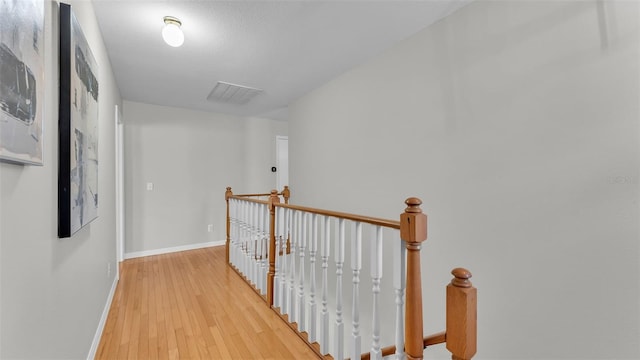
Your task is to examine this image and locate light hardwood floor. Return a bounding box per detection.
[96,246,320,359]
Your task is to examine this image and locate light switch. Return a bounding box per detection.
[146,182,154,191]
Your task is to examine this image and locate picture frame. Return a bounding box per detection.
[0,0,45,165]
[58,3,99,238]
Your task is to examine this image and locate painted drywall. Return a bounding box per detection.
[0,1,121,358]
[289,1,639,358]
[123,101,287,254]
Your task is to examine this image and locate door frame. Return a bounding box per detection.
[275,135,288,190]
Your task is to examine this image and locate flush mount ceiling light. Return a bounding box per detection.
[162,16,184,47]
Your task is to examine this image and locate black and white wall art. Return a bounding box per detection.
[59,3,99,238]
[0,0,45,165]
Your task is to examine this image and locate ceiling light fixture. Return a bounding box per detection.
[162,16,184,47]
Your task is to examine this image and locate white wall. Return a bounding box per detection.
[0,1,121,358]
[289,1,639,358]
[123,101,287,255]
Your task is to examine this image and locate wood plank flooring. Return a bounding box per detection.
[96,246,320,359]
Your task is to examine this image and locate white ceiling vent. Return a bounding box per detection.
[207,81,263,105]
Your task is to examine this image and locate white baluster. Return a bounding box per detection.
[240,201,246,274]
[232,200,238,269]
[335,218,345,360]
[308,213,318,343]
[229,199,234,265]
[320,216,331,355]
[280,207,289,314]
[258,203,265,292]
[243,200,249,276]
[288,209,297,321]
[255,202,261,287]
[351,222,362,360]
[244,200,249,273]
[247,201,252,277]
[394,237,407,360]
[240,200,246,274]
[257,203,262,291]
[248,201,254,279]
[235,200,241,270]
[234,199,240,267]
[251,202,256,281]
[263,203,269,294]
[250,202,257,285]
[235,199,241,270]
[370,226,383,360]
[275,206,285,309]
[241,200,247,272]
[228,199,235,264]
[298,212,307,331]
[232,199,238,266]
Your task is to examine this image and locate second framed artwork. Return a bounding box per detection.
[58,3,100,238]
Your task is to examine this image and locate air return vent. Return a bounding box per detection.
[206,81,263,105]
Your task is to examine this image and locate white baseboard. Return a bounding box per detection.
[124,241,225,260]
[87,275,118,360]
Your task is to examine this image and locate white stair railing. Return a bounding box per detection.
[225,189,477,360]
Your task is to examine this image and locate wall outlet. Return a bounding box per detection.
[207,224,213,232]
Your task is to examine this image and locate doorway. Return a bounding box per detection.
[276,135,288,190]
[115,105,124,277]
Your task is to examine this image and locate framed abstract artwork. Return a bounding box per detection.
[59,3,99,238]
[0,0,45,165]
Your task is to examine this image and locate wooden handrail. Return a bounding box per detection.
[232,192,272,197]
[228,195,269,205]
[274,202,400,229]
[230,185,290,201]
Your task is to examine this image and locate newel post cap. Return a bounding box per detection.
[451,268,473,288]
[282,185,291,203]
[269,189,280,211]
[400,197,427,243]
[225,187,233,200]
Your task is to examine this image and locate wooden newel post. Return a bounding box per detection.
[446,268,477,360]
[282,185,290,204]
[400,197,427,360]
[282,186,291,253]
[225,187,233,264]
[267,189,280,306]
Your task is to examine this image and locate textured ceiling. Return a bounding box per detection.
[92,0,471,120]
